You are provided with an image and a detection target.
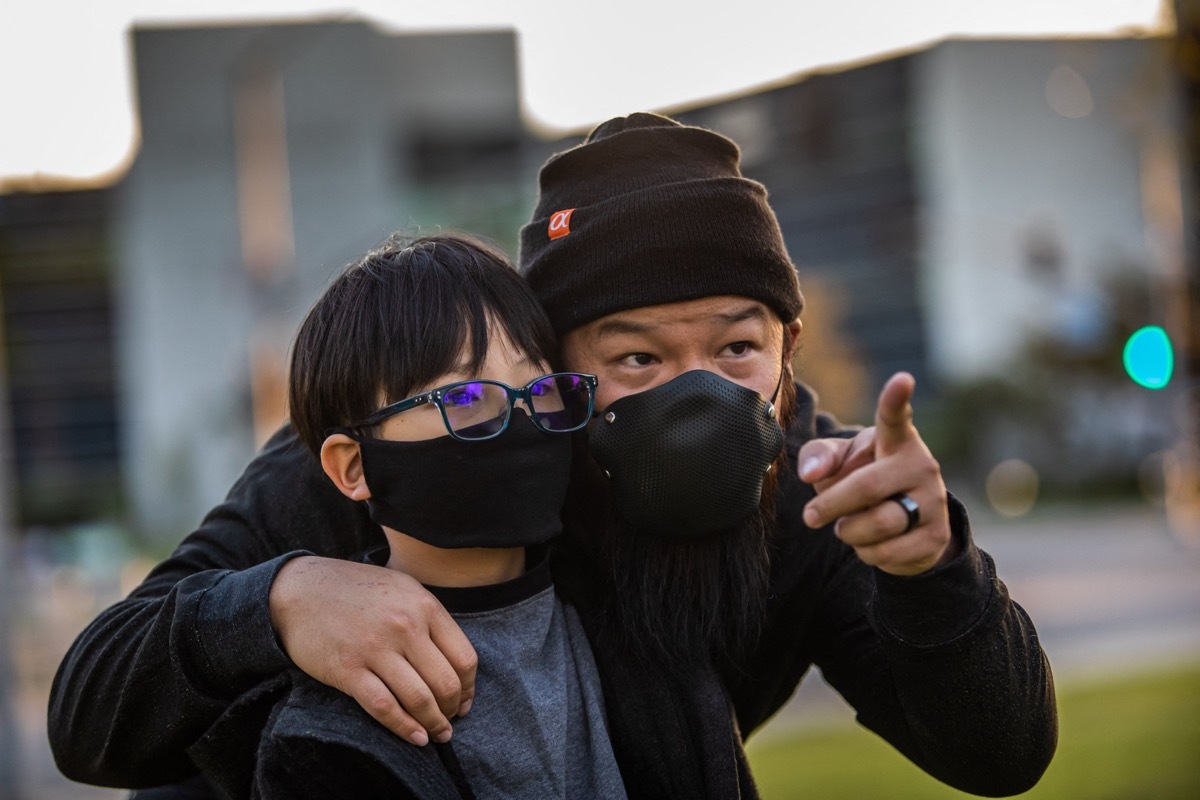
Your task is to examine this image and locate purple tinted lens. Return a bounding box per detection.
[529,379,550,397]
[443,382,486,407]
[443,382,507,438]
[530,375,590,431]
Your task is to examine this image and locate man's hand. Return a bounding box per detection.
[797,372,955,576]
[268,556,476,745]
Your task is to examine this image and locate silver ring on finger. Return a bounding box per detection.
[888,493,920,533]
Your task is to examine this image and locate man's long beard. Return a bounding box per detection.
[562,377,796,671]
[585,460,780,671]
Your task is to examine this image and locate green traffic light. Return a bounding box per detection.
[1123,326,1174,389]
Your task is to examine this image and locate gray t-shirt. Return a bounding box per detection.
[428,560,627,800]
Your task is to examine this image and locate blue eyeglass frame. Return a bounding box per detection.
[352,372,599,441]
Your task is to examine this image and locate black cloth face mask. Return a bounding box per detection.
[349,412,573,549]
[588,369,784,538]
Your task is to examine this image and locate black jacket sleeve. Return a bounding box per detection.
[47,425,382,788]
[253,736,414,800]
[725,409,1057,797]
[243,674,459,800]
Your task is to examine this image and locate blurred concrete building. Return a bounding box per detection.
[0,24,1190,540]
[672,36,1187,493]
[117,19,538,536]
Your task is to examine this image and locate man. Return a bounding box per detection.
[50,113,1056,798]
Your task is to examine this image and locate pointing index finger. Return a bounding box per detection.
[875,372,915,456]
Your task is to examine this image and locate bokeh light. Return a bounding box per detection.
[1045,65,1094,118]
[1122,325,1174,389]
[985,458,1040,517]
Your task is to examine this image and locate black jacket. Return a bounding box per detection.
[48,385,1057,798]
[186,670,479,800]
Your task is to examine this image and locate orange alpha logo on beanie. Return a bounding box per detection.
[548,208,575,240]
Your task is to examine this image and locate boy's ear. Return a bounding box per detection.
[320,433,372,501]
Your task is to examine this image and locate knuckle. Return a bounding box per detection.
[456,649,479,676]
[387,610,420,637]
[397,685,436,715]
[414,592,443,617]
[360,687,398,719]
[918,456,940,482]
[432,674,462,703]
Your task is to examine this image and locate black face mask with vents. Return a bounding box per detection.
[588,370,784,538]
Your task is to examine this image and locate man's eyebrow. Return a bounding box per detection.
[591,318,656,338]
[592,303,770,339]
[717,304,770,325]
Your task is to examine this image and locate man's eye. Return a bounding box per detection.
[622,353,655,366]
[725,342,751,356]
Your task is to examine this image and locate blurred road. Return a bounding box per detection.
[9,500,1200,797]
[972,501,1200,681]
[757,499,1200,738]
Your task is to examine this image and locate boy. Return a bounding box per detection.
[196,232,622,799]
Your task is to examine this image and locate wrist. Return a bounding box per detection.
[268,554,319,638]
[193,551,311,692]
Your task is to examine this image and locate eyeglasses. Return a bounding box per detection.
[353,372,598,441]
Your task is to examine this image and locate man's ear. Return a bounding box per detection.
[783,318,803,372]
[320,433,372,501]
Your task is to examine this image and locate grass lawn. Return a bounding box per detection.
[745,663,1200,799]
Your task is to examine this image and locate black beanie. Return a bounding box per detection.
[519,112,803,337]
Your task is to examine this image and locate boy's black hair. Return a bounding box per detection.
[288,232,559,457]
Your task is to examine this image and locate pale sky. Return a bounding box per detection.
[0,0,1169,183]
